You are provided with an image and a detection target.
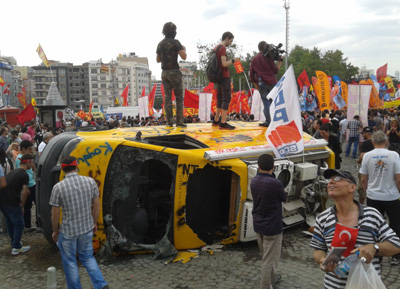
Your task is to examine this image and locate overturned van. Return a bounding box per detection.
[36,122,334,258]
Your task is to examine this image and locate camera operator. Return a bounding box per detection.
[250,41,283,127]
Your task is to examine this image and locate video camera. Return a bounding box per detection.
[263,43,285,61]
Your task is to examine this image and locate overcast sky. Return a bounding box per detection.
[2,0,399,80]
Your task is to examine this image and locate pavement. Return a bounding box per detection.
[1,153,400,288]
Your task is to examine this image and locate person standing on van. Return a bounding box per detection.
[212,32,239,130]
[251,154,287,289]
[156,22,187,128]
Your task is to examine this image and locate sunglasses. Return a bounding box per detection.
[329,176,354,184]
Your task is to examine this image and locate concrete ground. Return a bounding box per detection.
[1,152,399,288]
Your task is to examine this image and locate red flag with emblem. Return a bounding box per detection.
[228,92,240,113]
[234,60,244,74]
[330,223,359,257]
[376,63,387,83]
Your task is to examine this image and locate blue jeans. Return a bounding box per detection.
[0,205,24,249]
[57,231,107,289]
[259,82,274,123]
[346,136,359,158]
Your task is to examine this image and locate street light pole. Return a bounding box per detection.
[283,0,290,72]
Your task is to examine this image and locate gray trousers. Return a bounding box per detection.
[256,232,282,289]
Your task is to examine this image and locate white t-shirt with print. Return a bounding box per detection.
[360,148,400,201]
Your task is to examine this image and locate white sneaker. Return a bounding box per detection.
[11,246,31,255]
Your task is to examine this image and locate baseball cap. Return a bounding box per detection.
[323,169,357,185]
[362,126,373,133]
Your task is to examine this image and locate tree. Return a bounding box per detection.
[287,45,359,82]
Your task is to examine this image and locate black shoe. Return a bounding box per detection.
[102,286,109,289]
[177,123,187,128]
[166,123,174,128]
[212,120,220,126]
[219,122,235,130]
[259,121,270,127]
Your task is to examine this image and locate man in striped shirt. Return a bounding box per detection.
[345,115,363,159]
[310,169,400,289]
[50,156,108,289]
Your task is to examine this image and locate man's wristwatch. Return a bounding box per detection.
[373,243,380,255]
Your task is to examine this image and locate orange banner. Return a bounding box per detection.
[315,71,331,111]
[360,79,381,109]
[340,81,348,108]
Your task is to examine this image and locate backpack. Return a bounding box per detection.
[206,45,223,83]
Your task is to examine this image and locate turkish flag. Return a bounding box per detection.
[331,223,359,257]
[16,103,36,125]
[183,89,199,109]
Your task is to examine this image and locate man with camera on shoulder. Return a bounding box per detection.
[250,41,283,127]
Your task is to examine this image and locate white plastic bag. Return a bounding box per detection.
[345,259,386,289]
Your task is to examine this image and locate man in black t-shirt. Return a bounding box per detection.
[0,154,33,255]
[156,22,187,128]
[356,126,374,204]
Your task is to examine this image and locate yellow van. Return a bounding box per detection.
[36,122,333,257]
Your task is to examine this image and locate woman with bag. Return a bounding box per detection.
[310,169,400,289]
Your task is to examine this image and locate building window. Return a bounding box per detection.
[91,69,97,74]
[92,84,97,88]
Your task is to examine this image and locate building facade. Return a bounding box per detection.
[31,62,70,106]
[89,53,151,111]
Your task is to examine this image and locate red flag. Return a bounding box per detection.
[77,110,87,120]
[141,86,146,97]
[234,60,244,74]
[376,63,387,83]
[121,84,129,106]
[211,91,217,114]
[88,100,93,117]
[3,85,10,95]
[203,82,214,93]
[331,223,359,258]
[16,103,36,125]
[297,70,311,88]
[240,92,251,114]
[184,89,199,108]
[148,84,156,115]
[228,92,240,113]
[0,76,4,87]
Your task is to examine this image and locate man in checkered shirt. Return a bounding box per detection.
[50,156,108,289]
[345,115,363,159]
